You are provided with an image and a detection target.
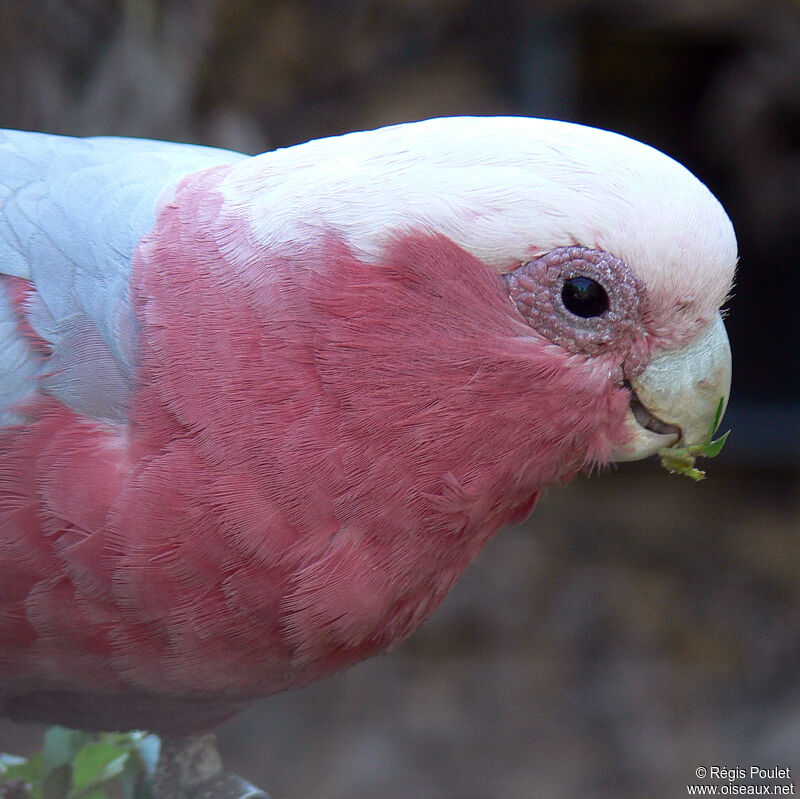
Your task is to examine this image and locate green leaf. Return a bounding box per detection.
[69,744,129,797]
[1,753,28,775]
[42,729,90,776]
[2,753,44,786]
[702,427,730,458]
[706,396,725,443]
[97,734,134,750]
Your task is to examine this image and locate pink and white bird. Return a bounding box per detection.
[0,117,734,742]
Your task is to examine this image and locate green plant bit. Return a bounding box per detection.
[1,728,159,799]
[658,397,730,481]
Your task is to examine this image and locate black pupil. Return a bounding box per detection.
[561,277,609,318]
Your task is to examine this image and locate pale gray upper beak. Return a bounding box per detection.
[613,313,732,462]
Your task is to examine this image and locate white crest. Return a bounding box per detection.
[221,116,737,319]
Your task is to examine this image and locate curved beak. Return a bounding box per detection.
[613,313,732,462]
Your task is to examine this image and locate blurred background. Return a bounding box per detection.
[0,0,798,797]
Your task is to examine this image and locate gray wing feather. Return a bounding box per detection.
[0,130,247,424]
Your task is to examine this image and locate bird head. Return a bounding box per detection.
[215,116,735,470]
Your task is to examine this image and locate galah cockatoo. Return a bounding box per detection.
[0,116,734,779]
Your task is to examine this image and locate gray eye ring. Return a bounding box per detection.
[504,245,645,358]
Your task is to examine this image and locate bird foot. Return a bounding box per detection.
[152,733,268,799]
[188,772,268,799]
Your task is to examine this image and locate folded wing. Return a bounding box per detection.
[0,130,245,424]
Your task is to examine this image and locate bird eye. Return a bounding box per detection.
[561,277,609,318]
[504,247,643,357]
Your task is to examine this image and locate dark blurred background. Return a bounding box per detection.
[0,1,798,797]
